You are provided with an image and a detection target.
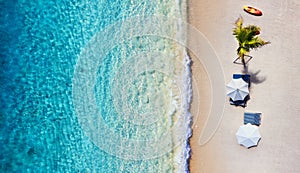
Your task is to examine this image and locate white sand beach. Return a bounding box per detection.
[188,0,300,172]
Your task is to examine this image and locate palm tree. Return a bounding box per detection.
[233,17,270,67]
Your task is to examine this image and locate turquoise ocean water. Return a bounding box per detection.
[0,0,191,172]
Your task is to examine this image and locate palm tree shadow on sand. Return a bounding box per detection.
[242,66,267,88]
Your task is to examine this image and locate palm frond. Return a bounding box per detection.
[245,37,269,50]
[233,17,243,36]
[235,30,247,43]
[244,25,261,41]
[244,25,261,33]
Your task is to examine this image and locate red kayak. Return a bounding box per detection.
[243,6,263,16]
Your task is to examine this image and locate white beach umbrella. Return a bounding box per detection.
[226,78,249,101]
[236,123,261,148]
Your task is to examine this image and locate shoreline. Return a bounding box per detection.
[188,0,300,172]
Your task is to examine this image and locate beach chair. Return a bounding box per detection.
[233,74,250,85]
[244,112,261,126]
[230,74,251,107]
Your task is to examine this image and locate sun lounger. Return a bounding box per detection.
[244,112,261,126]
[233,74,250,85]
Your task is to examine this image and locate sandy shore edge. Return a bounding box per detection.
[188,0,300,172]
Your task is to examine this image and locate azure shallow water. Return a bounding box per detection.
[0,0,191,172]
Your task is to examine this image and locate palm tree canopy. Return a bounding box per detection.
[233,17,270,57]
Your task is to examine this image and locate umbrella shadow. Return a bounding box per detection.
[247,138,262,149]
[242,66,267,86]
[229,95,250,108]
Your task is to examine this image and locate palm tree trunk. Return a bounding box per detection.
[241,55,246,68]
